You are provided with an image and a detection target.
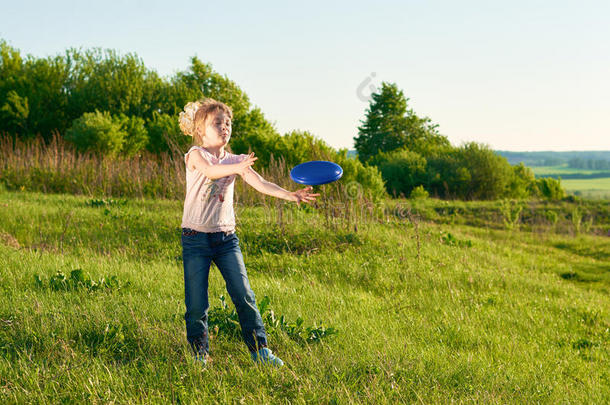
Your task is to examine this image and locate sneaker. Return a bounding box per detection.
[250,347,284,367]
[190,335,209,366]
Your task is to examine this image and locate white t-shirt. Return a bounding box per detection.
[180,146,248,233]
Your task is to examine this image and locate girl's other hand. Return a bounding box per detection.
[291,186,320,206]
[237,152,257,176]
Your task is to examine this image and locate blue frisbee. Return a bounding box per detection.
[290,160,343,185]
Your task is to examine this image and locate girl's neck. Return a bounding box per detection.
[201,144,225,159]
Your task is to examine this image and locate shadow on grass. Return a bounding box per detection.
[0,319,152,364]
[239,228,363,256]
[553,241,610,262]
[559,262,609,284]
[71,323,150,363]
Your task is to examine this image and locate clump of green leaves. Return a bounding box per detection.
[208,295,337,344]
[545,209,559,228]
[439,230,472,247]
[85,198,128,207]
[34,269,126,292]
[410,185,429,200]
[500,200,523,230]
[258,296,337,343]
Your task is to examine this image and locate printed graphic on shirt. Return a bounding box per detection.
[202,176,230,204]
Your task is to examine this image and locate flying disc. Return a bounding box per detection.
[290,161,343,185]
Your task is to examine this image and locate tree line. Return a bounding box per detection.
[0,39,386,199]
[1,39,564,200]
[568,158,610,171]
[353,83,564,200]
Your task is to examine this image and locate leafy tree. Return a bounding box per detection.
[22,55,70,139]
[0,40,23,90]
[1,40,70,138]
[63,48,159,121]
[0,42,293,161]
[169,57,283,159]
[354,82,449,164]
[229,107,281,167]
[0,90,29,134]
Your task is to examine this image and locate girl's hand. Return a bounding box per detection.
[290,186,320,206]
[237,152,258,176]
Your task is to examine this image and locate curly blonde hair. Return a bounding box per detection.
[178,98,233,146]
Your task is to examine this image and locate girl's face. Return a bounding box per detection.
[202,110,232,148]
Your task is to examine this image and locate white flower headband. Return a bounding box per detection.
[178,101,203,137]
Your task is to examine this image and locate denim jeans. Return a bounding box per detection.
[181,228,268,353]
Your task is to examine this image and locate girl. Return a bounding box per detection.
[178,98,319,367]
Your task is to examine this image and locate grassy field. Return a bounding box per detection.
[559,178,610,200]
[530,165,607,176]
[531,165,610,199]
[1,190,609,403]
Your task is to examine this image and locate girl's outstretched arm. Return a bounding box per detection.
[241,167,320,205]
[187,150,257,180]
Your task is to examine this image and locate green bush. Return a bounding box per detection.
[276,130,336,167]
[410,185,429,199]
[65,110,126,157]
[334,150,387,201]
[65,111,158,157]
[277,131,387,201]
[424,143,517,200]
[508,163,537,199]
[145,111,187,154]
[371,148,427,197]
[118,114,148,156]
[455,142,513,200]
[232,129,388,201]
[536,177,565,200]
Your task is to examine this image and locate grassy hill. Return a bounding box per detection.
[0,190,608,403]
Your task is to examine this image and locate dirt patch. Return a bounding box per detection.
[0,232,20,249]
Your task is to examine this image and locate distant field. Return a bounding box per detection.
[531,165,606,176]
[560,178,610,199]
[531,165,610,199]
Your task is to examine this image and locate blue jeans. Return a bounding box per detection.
[181,228,268,353]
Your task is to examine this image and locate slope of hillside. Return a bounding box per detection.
[1,190,608,403]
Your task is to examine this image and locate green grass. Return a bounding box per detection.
[1,190,609,403]
[530,165,606,176]
[560,178,610,199]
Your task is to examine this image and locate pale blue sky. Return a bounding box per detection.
[2,0,609,151]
